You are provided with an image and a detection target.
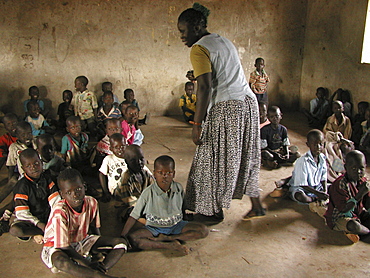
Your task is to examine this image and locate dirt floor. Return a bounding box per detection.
[0,112,370,278]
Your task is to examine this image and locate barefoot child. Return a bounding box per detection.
[41,168,127,277]
[121,155,208,255]
[9,149,60,243]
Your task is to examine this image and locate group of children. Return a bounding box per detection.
[0,76,208,277]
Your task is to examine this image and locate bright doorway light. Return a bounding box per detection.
[361,0,370,63]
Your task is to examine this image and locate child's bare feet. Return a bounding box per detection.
[169,240,190,255]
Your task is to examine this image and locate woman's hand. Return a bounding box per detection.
[192,125,202,145]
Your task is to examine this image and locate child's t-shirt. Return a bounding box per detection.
[25,114,49,136]
[179,93,196,117]
[61,133,89,166]
[121,120,136,145]
[13,172,61,225]
[288,150,327,190]
[97,105,121,124]
[260,124,290,150]
[99,154,128,194]
[6,140,37,177]
[323,114,352,140]
[130,181,184,228]
[73,90,98,120]
[57,102,74,127]
[0,132,17,158]
[43,196,100,248]
[249,69,270,95]
[309,98,329,118]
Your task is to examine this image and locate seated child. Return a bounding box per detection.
[41,168,127,277]
[324,150,370,243]
[121,155,208,255]
[303,87,329,128]
[36,134,67,183]
[179,82,196,123]
[258,101,270,129]
[249,57,270,103]
[261,106,299,169]
[323,100,352,140]
[25,100,51,137]
[336,88,352,118]
[9,148,61,243]
[73,76,98,137]
[57,90,74,129]
[61,115,89,169]
[351,101,369,147]
[120,88,149,125]
[6,121,35,180]
[0,113,18,170]
[99,133,127,201]
[121,105,140,145]
[24,86,45,118]
[97,91,122,137]
[98,81,119,108]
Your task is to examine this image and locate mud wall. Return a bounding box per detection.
[0,0,306,116]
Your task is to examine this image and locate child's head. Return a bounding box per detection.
[102,82,113,93]
[28,86,39,100]
[20,148,43,179]
[36,134,56,163]
[58,168,85,211]
[63,90,73,103]
[119,101,131,119]
[258,101,268,123]
[109,133,126,159]
[66,116,82,139]
[16,121,33,146]
[316,87,326,99]
[267,106,282,125]
[185,82,195,98]
[2,113,18,137]
[358,101,369,115]
[339,139,355,159]
[345,150,366,182]
[106,118,122,137]
[74,76,88,92]
[154,155,175,191]
[332,100,344,115]
[306,129,324,157]
[102,91,114,106]
[124,89,135,103]
[125,105,139,125]
[254,57,265,72]
[124,144,145,174]
[27,100,41,119]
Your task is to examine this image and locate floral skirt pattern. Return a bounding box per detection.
[185,96,261,216]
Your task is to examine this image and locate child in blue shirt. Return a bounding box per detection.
[23,86,45,118]
[25,101,50,137]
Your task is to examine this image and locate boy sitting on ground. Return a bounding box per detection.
[41,168,127,277]
[323,100,352,140]
[303,87,329,128]
[25,100,52,137]
[9,149,61,244]
[324,150,370,243]
[0,113,18,170]
[97,91,122,137]
[261,106,300,169]
[121,155,209,255]
[179,82,196,123]
[258,101,270,129]
[57,89,74,130]
[24,86,45,118]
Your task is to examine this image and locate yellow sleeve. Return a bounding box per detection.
[190,45,211,78]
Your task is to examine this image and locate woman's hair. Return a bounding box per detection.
[178,3,210,28]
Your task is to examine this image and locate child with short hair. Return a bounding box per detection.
[120,89,149,125]
[9,148,61,243]
[261,106,299,169]
[303,87,329,128]
[73,76,98,137]
[323,100,352,140]
[25,100,51,136]
[6,121,35,180]
[99,133,127,201]
[61,116,89,169]
[324,150,370,243]
[249,57,270,103]
[99,81,119,107]
[179,82,196,123]
[121,105,140,145]
[258,101,270,129]
[24,86,45,117]
[57,90,74,129]
[120,103,144,146]
[36,134,66,183]
[0,113,18,170]
[336,88,352,118]
[97,91,122,136]
[121,155,209,255]
[96,118,123,157]
[41,168,127,277]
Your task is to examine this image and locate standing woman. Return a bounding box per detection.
[178,3,265,221]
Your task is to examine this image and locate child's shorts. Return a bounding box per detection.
[145,220,188,237]
[41,234,100,270]
[333,217,359,233]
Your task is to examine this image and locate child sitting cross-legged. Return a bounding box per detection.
[270,129,328,215]
[41,168,127,277]
[324,150,370,244]
[261,106,300,169]
[323,100,352,140]
[121,155,209,255]
[9,148,61,244]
